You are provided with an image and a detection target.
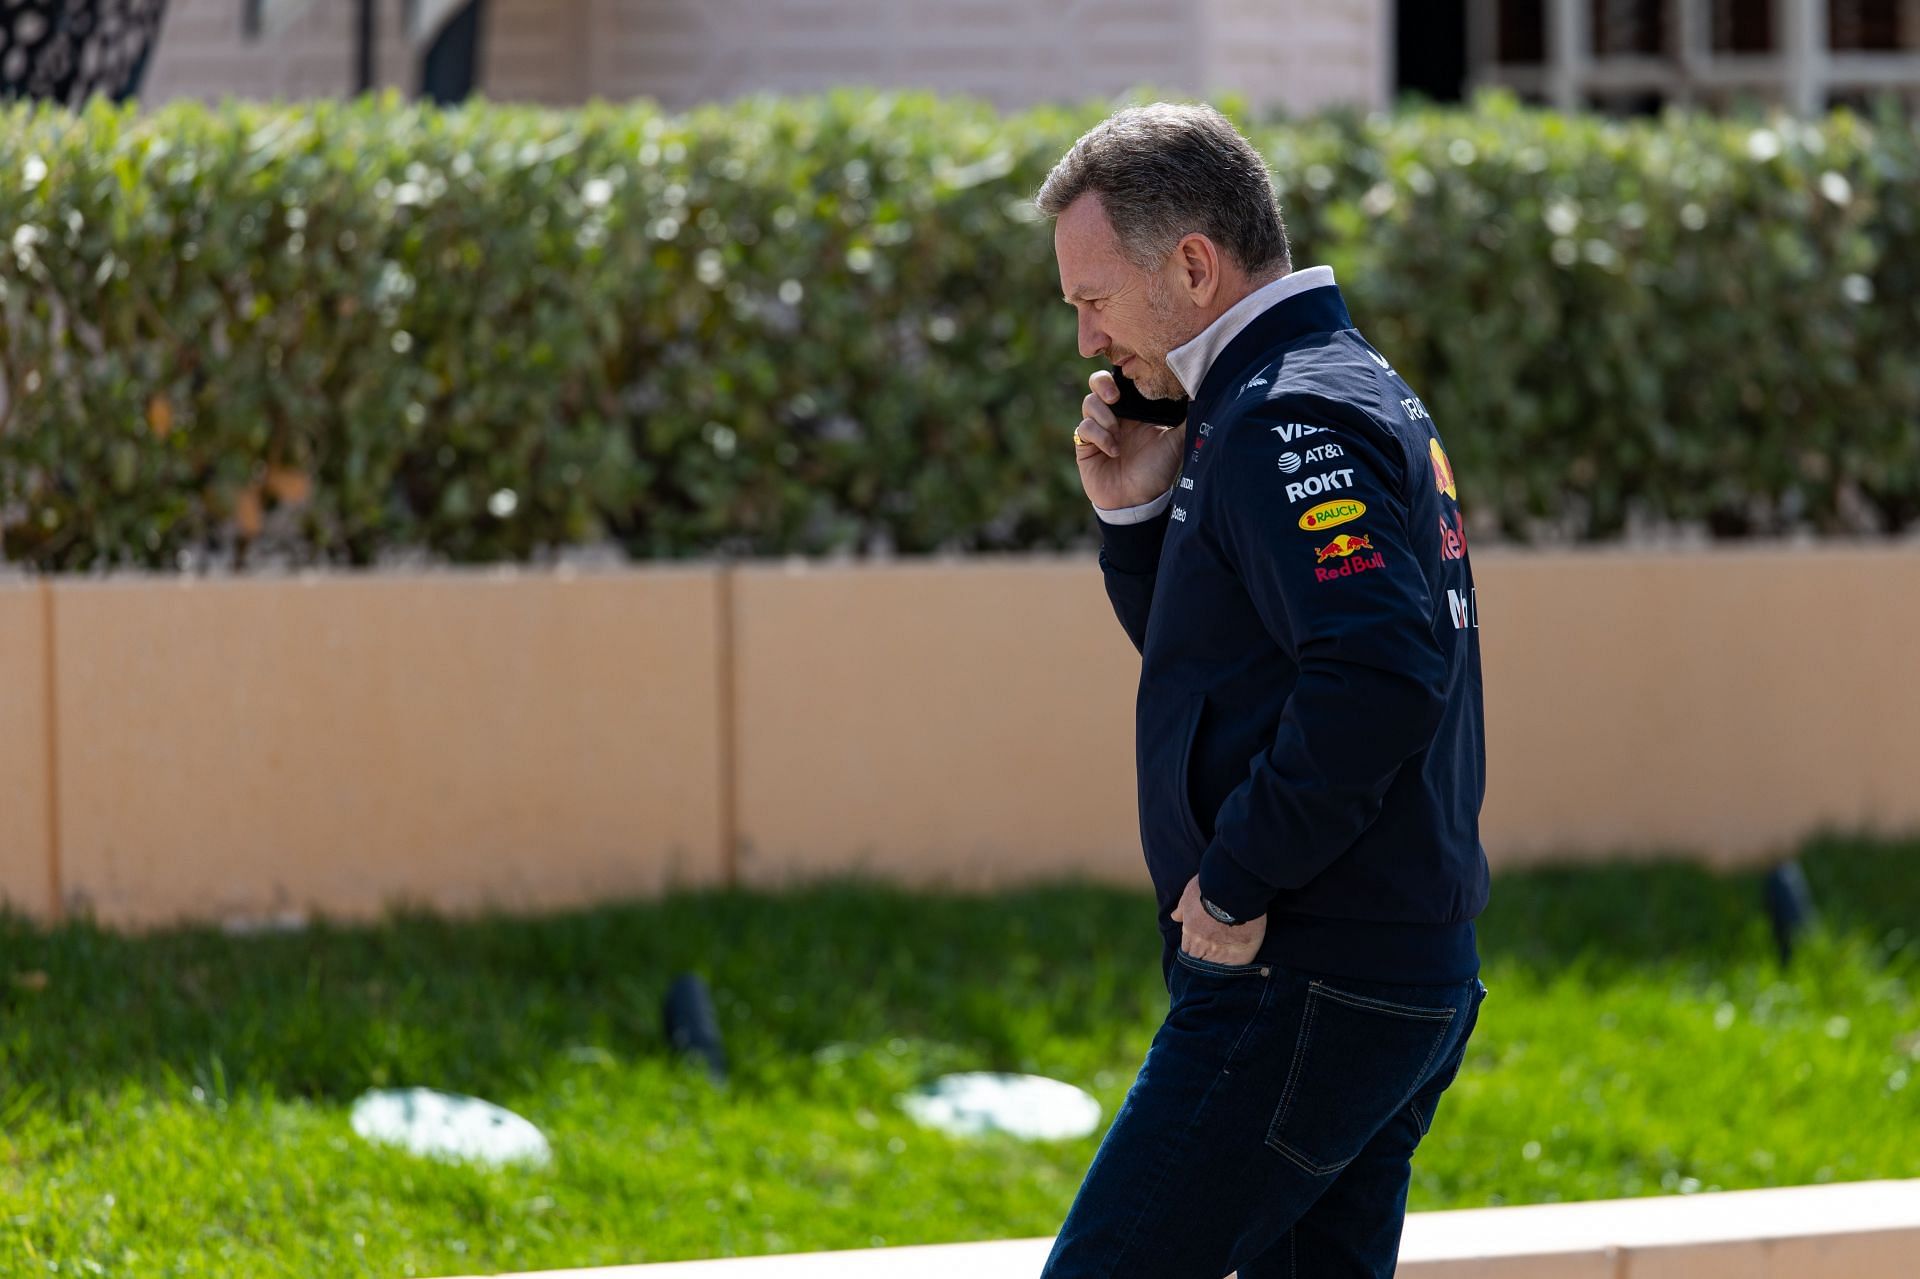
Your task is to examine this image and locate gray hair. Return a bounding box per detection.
[1035,102,1290,279]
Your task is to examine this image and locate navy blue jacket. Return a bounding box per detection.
[1098,281,1489,988]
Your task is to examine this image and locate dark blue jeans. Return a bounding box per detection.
[1040,951,1487,1279]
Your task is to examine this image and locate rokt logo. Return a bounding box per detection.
[1284,468,1356,504]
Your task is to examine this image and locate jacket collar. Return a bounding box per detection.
[1201,277,1351,406]
[1166,265,1339,399]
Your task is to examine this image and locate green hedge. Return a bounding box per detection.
[1,90,1914,569]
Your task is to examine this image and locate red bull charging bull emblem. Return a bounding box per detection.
[1314,533,1372,563]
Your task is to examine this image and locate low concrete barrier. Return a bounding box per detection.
[729,557,1141,891]
[1,547,1916,926]
[47,568,730,926]
[440,1178,1920,1278]
[0,582,52,916]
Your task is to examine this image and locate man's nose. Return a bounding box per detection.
[1077,312,1107,360]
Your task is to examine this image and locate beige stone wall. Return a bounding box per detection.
[137,0,1388,113]
[729,557,1141,891]
[1477,547,1920,867]
[46,569,728,927]
[1,550,1915,929]
[0,584,53,919]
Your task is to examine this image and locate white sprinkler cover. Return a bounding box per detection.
[900,1072,1102,1141]
[350,1088,552,1168]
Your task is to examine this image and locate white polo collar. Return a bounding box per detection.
[1165,264,1336,399]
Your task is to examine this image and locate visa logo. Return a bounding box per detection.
[1270,422,1328,443]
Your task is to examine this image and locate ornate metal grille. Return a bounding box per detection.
[0,0,170,105]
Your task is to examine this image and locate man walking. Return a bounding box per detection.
[1036,104,1490,1278]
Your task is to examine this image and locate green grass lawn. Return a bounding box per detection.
[3,833,1917,1277]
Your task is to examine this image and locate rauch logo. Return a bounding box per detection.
[1300,499,1365,532]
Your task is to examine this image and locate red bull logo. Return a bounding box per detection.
[1313,533,1387,582]
[1315,551,1387,582]
[1314,533,1373,564]
[1439,508,1468,561]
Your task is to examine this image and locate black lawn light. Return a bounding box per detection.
[1764,859,1820,965]
[663,971,728,1083]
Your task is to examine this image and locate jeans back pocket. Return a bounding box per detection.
[1265,979,1457,1176]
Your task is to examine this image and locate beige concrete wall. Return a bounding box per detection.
[729,547,1920,888]
[0,583,53,919]
[728,557,1141,890]
[721,541,1920,883]
[48,569,727,927]
[1475,547,1920,868]
[3,547,1915,926]
[140,0,1389,116]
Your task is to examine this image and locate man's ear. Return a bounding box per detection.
[1174,233,1221,308]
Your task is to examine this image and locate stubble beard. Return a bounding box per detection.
[1124,276,1190,402]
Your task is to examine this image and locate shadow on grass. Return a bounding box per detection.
[1476,831,1920,971]
[0,832,1913,1117]
[0,877,1163,1112]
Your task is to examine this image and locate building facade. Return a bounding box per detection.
[140,0,1393,115]
[1464,0,1920,112]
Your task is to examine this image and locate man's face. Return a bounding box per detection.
[1054,193,1193,401]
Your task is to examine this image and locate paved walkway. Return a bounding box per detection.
[446,1178,1920,1278]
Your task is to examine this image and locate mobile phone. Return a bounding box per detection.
[1108,367,1190,426]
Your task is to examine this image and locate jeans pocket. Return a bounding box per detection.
[1265,979,1457,1175]
[1168,950,1275,1073]
[1408,979,1486,1137]
[1174,949,1271,979]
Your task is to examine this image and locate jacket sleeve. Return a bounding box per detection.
[1196,400,1449,921]
[1096,500,1174,656]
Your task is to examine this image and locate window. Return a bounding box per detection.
[1829,0,1916,51]
[1591,0,1668,56]
[1712,0,1774,52]
[1497,0,1548,64]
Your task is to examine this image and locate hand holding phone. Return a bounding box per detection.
[1107,367,1190,426]
[1074,369,1188,511]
